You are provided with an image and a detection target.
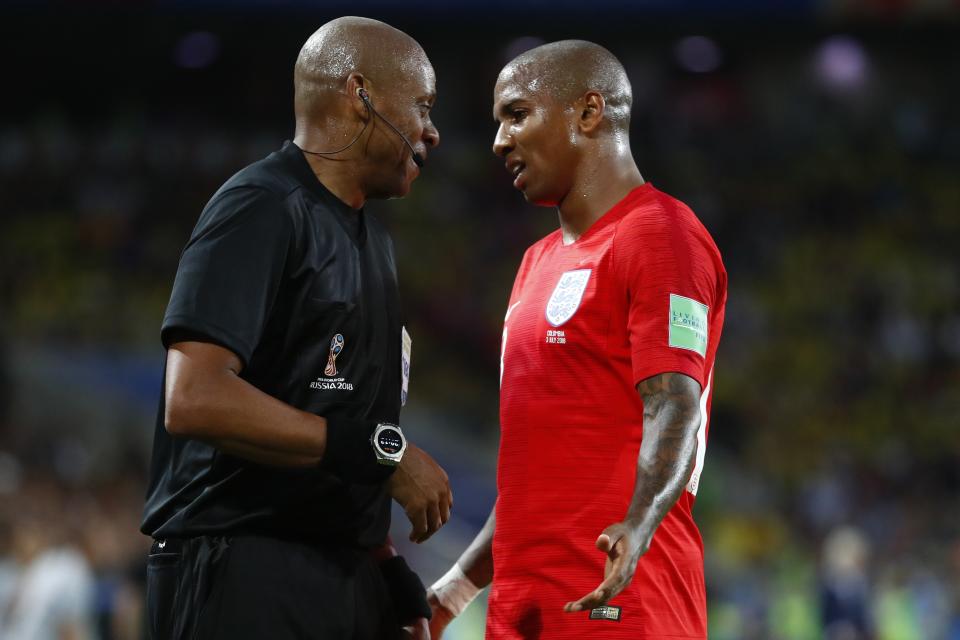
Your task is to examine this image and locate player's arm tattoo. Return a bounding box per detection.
[625,372,702,545]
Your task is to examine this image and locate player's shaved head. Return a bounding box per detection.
[294,16,432,121]
[497,40,632,132]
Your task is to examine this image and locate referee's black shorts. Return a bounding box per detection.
[146,535,401,639]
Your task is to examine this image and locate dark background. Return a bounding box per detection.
[0,1,958,638]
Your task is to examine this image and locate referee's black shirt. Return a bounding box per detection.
[141,141,403,548]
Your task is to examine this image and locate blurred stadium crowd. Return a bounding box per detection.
[0,7,958,640]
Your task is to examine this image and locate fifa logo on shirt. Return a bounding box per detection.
[324,333,345,376]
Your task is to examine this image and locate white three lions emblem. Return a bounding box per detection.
[545,269,591,326]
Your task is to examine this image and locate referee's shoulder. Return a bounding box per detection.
[199,156,300,220]
[191,167,297,241]
[217,153,300,202]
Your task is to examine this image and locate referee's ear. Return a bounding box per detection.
[346,73,372,121]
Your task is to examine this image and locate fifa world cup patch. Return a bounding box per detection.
[309,332,354,391]
[588,605,622,622]
[324,333,345,376]
[669,294,708,357]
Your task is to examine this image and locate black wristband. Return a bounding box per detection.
[379,555,431,623]
[321,418,395,484]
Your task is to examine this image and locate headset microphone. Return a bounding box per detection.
[357,88,424,168]
[297,88,424,168]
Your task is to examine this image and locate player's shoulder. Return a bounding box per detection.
[614,184,721,256]
[519,228,562,270]
[615,184,702,232]
[528,228,562,253]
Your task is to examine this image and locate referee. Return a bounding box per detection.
[141,17,449,640]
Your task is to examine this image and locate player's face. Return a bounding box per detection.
[492,74,579,206]
[365,57,439,200]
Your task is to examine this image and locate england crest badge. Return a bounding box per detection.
[545,269,591,326]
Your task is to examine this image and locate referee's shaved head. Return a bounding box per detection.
[294,16,431,120]
[291,17,438,202]
[498,40,632,132]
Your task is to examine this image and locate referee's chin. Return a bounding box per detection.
[372,182,412,201]
[388,176,421,201]
[366,174,413,201]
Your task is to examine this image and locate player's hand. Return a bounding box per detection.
[401,617,430,639]
[563,520,649,613]
[388,443,453,543]
[426,589,455,638]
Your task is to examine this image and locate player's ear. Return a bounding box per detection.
[578,91,605,134]
[345,73,370,120]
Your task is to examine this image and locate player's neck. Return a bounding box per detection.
[557,157,644,245]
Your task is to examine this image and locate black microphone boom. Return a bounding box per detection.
[297,89,424,168]
[358,89,424,168]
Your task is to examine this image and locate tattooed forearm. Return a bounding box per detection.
[625,373,702,545]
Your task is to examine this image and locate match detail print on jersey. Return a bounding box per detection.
[668,294,709,357]
[545,269,592,327]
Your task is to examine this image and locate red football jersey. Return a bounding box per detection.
[489,184,727,639]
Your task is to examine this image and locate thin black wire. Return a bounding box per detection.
[297,100,372,157]
[297,92,419,164]
[360,94,412,152]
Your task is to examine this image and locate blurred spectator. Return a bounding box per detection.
[0,334,10,447]
[0,478,95,640]
[821,526,872,640]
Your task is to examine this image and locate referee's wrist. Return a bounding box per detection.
[379,555,432,623]
[321,417,394,483]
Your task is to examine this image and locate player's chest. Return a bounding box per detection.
[506,249,623,355]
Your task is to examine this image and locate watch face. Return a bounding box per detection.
[376,427,404,455]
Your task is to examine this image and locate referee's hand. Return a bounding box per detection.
[389,443,453,543]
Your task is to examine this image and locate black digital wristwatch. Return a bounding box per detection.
[371,423,406,466]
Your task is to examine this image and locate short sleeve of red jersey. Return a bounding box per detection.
[615,198,722,389]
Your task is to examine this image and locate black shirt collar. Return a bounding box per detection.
[279,140,365,244]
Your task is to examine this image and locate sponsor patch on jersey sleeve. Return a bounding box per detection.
[669,293,708,357]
